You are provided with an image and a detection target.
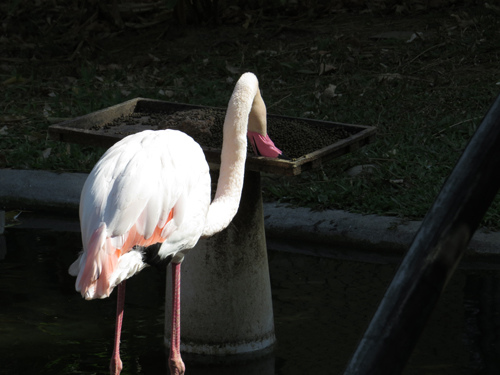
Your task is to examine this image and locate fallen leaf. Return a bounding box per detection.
[225,62,239,74]
[46,117,70,124]
[242,13,251,29]
[256,50,277,56]
[98,64,122,71]
[371,31,415,40]
[323,84,337,97]
[158,89,174,98]
[319,63,336,75]
[395,4,407,14]
[0,115,26,122]
[378,73,403,82]
[43,103,52,117]
[406,32,424,43]
[346,164,379,177]
[5,210,24,227]
[173,78,184,87]
[297,69,317,75]
[450,13,474,28]
[42,148,52,159]
[148,53,161,62]
[485,3,500,14]
[323,84,342,98]
[2,76,29,85]
[390,179,404,184]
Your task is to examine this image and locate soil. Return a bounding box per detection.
[100,108,354,159]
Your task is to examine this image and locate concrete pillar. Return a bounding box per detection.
[165,171,275,359]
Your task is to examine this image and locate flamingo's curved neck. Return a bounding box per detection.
[202,73,262,237]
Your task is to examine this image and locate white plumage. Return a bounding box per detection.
[69,72,279,375]
[70,129,210,299]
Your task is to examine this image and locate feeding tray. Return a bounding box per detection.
[49,98,376,176]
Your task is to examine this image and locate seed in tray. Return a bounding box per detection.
[102,109,354,159]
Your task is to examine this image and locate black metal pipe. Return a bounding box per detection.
[343,93,500,375]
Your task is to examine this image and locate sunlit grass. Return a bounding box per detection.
[1,5,499,227]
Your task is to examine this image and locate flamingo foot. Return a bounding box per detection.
[110,354,123,375]
[168,356,185,375]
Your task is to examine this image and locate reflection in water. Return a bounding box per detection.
[0,229,168,375]
[1,223,500,374]
[463,274,500,374]
[182,354,274,375]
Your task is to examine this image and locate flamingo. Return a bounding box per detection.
[68,72,282,375]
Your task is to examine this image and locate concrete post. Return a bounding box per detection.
[165,170,275,359]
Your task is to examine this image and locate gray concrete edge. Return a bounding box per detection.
[1,169,499,259]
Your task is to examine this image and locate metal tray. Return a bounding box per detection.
[49,98,376,176]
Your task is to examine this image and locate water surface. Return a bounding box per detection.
[1,214,499,374]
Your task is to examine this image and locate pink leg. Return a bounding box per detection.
[169,262,185,375]
[110,281,126,375]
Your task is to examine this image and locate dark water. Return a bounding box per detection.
[1,214,500,374]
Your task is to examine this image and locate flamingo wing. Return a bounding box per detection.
[71,129,211,299]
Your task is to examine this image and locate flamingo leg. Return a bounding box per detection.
[169,261,185,375]
[110,280,126,375]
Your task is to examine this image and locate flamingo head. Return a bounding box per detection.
[247,88,283,158]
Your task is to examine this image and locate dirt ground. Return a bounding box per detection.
[2,1,499,222]
[3,1,494,93]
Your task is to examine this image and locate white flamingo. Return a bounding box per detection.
[69,72,282,375]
